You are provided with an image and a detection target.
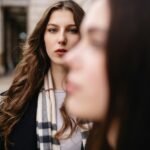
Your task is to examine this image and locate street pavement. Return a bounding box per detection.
[0,73,14,93]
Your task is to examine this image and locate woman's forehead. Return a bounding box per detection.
[48,9,74,22]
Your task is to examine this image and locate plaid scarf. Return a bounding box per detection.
[36,69,89,150]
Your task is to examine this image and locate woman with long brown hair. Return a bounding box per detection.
[0,1,88,150]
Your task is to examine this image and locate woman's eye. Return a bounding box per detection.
[68,28,79,34]
[48,28,57,33]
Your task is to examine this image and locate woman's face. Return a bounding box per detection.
[64,0,110,121]
[44,9,80,65]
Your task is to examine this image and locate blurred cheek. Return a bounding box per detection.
[69,35,80,48]
[88,54,109,120]
[66,52,109,120]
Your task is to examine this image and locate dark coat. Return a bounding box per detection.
[0,93,85,150]
[0,93,38,150]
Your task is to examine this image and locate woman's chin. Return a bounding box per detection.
[66,96,104,121]
[65,96,83,118]
[65,96,92,120]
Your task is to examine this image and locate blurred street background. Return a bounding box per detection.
[0,0,93,92]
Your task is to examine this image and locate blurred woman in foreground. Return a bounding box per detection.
[64,0,150,149]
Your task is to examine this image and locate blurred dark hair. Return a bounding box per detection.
[86,0,150,149]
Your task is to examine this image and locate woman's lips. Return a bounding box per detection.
[55,49,68,56]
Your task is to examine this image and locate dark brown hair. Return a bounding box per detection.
[0,0,84,149]
[86,0,150,149]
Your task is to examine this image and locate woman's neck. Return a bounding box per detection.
[51,63,67,90]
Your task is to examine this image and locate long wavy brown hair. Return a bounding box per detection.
[0,0,84,149]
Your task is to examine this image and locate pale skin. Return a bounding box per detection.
[64,0,118,149]
[44,9,80,90]
[64,0,110,123]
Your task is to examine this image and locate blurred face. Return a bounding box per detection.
[64,0,110,121]
[44,9,80,65]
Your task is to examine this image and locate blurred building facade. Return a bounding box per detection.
[0,0,92,75]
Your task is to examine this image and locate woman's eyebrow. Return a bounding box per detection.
[47,23,58,27]
[47,23,77,27]
[67,24,77,27]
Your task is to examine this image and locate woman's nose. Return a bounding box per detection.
[58,31,67,45]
